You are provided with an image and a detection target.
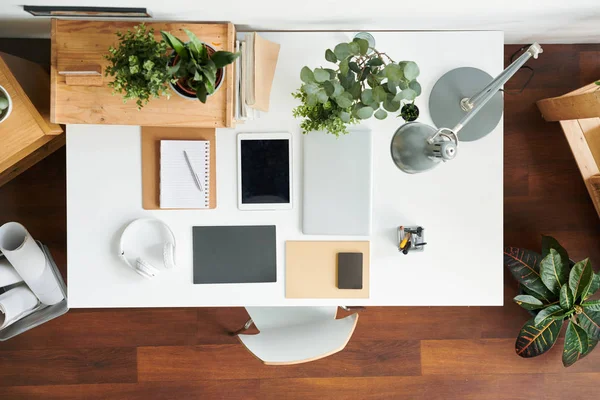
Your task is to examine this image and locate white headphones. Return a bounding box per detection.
[118,218,177,279]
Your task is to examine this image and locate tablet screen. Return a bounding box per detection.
[241,139,290,204]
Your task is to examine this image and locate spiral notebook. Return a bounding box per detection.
[160,140,210,209]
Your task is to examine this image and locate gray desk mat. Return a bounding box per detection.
[193,225,276,284]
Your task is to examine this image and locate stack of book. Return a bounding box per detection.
[235,33,281,121]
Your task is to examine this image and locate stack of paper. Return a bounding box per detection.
[235,33,281,121]
[160,140,210,209]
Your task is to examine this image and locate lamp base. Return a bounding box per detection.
[390,122,440,174]
[429,67,503,142]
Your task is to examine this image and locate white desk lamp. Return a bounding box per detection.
[391,43,543,174]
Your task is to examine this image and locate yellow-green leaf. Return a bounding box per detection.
[540,248,568,294]
[516,317,562,358]
[534,304,565,326]
[582,299,600,311]
[569,258,593,301]
[578,308,600,340]
[513,294,544,311]
[563,321,588,367]
[504,247,554,303]
[559,284,574,310]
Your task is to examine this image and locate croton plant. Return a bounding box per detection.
[504,236,600,367]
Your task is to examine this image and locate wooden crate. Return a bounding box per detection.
[51,19,235,127]
[537,83,600,217]
[0,52,64,187]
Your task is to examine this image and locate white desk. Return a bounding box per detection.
[67,31,504,308]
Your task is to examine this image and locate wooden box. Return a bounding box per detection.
[537,82,600,217]
[0,52,63,187]
[51,19,235,127]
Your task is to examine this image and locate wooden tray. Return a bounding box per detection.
[141,126,216,210]
[51,20,235,127]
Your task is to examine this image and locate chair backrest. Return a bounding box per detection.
[245,306,337,331]
[238,312,359,365]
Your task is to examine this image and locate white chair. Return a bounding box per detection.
[232,306,360,365]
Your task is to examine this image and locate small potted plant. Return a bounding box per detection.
[104,24,174,109]
[0,85,11,123]
[504,236,600,367]
[292,36,421,136]
[161,29,239,103]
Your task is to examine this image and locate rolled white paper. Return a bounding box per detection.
[0,285,39,329]
[0,222,64,305]
[0,258,23,288]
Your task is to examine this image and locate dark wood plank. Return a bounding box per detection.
[0,309,198,350]
[0,381,259,400]
[259,374,544,400]
[0,348,136,386]
[351,307,481,340]
[421,339,600,375]
[138,341,420,381]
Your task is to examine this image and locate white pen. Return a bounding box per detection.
[183,150,204,192]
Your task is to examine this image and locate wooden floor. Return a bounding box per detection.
[0,43,599,399]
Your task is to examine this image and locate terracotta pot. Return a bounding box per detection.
[168,43,225,100]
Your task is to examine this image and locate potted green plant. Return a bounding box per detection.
[504,236,600,367]
[292,37,422,136]
[0,85,11,123]
[104,23,174,109]
[161,29,239,103]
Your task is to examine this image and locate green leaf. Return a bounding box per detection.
[383,96,401,112]
[372,86,387,103]
[563,321,589,367]
[334,92,353,108]
[504,247,555,303]
[161,31,187,58]
[183,29,205,57]
[322,80,335,97]
[348,41,360,55]
[398,88,417,101]
[210,51,239,69]
[353,38,369,55]
[560,284,574,310]
[325,68,337,79]
[540,248,569,294]
[358,67,370,81]
[408,80,422,96]
[582,299,600,311]
[582,337,598,358]
[516,317,563,358]
[316,89,329,103]
[314,68,330,83]
[339,111,351,123]
[302,82,319,95]
[325,49,337,63]
[334,43,351,61]
[360,89,373,104]
[356,106,374,119]
[534,304,566,326]
[193,70,203,81]
[306,93,317,107]
[195,84,208,103]
[384,63,404,82]
[368,57,384,67]
[349,62,361,73]
[513,294,544,311]
[403,61,420,80]
[332,81,344,98]
[582,273,600,301]
[541,235,570,267]
[166,59,181,75]
[348,82,361,99]
[578,308,600,340]
[569,258,593,301]
[386,81,397,94]
[301,66,315,83]
[338,71,355,90]
[339,58,350,76]
[367,74,380,88]
[374,108,388,120]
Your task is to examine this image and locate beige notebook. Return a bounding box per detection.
[285,241,370,299]
[247,33,280,112]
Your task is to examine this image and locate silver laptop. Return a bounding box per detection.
[302,130,372,235]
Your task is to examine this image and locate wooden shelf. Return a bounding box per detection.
[51,19,235,127]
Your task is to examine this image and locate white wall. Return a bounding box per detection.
[0,0,599,43]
